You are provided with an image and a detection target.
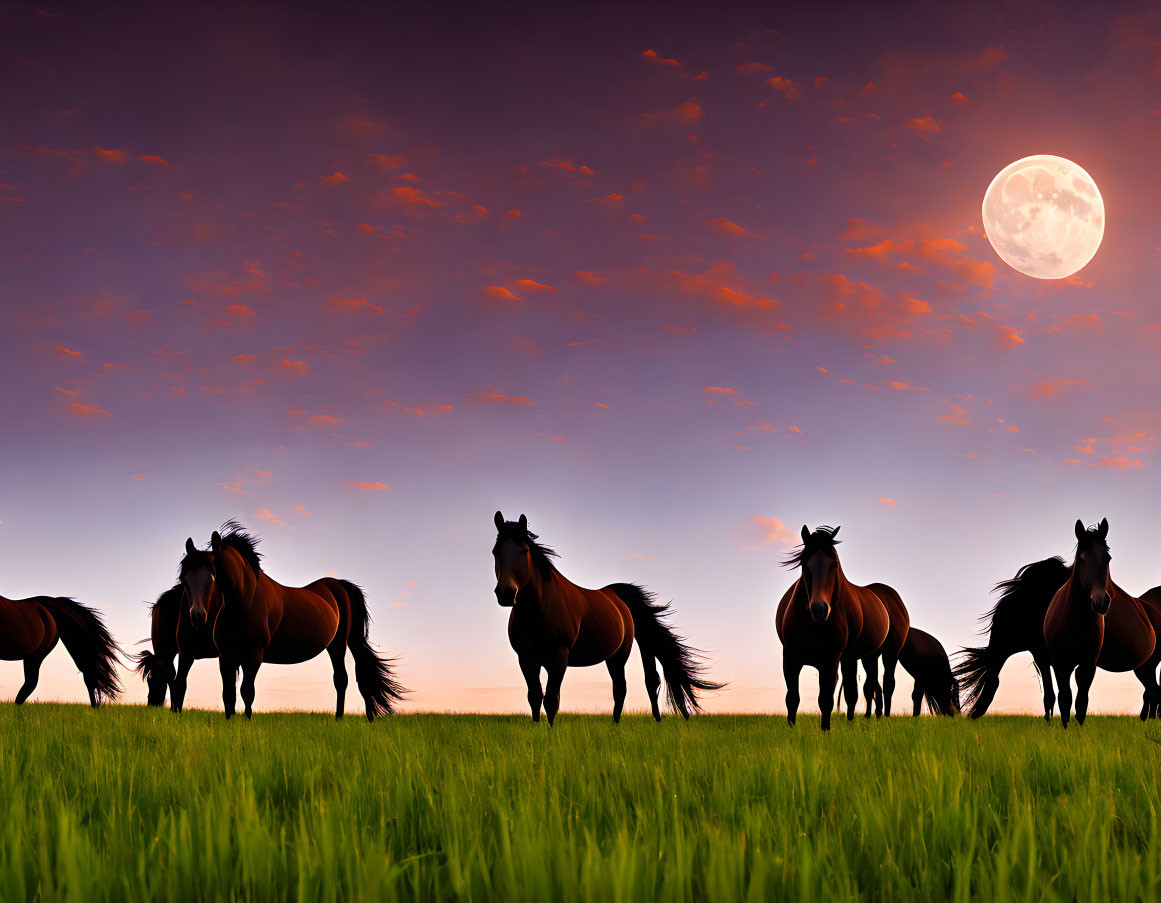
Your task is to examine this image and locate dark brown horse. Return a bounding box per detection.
[1044,519,1156,727]
[957,549,1161,721]
[130,583,221,710]
[898,626,960,716]
[178,521,405,719]
[492,512,723,724]
[1,594,121,706]
[776,526,893,731]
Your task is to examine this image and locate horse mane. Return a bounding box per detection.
[984,555,1069,624]
[782,525,841,569]
[496,519,560,578]
[217,519,263,574]
[149,583,184,612]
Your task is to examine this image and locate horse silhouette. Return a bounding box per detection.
[492,511,723,724]
[898,626,960,716]
[1044,519,1155,727]
[130,583,221,710]
[177,521,405,719]
[1,594,120,706]
[777,525,897,730]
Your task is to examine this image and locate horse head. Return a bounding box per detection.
[790,525,842,623]
[179,534,219,629]
[492,511,533,607]
[1074,518,1111,615]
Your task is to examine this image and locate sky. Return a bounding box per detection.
[2,1,1160,716]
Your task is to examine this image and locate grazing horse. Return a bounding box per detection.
[178,522,405,720]
[0,594,121,706]
[130,583,221,710]
[492,511,723,725]
[1044,519,1156,727]
[957,553,1161,721]
[776,526,892,731]
[898,627,960,716]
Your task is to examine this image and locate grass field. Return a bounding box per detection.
[1,707,1160,902]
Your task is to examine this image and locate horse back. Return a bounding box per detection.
[867,582,909,657]
[1098,584,1156,672]
[0,596,57,660]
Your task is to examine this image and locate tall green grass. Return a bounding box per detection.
[0,706,1159,901]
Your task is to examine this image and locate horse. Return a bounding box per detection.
[1043,519,1156,727]
[0,594,121,706]
[957,549,1161,721]
[129,583,221,710]
[178,521,405,720]
[862,582,910,717]
[492,511,723,725]
[776,525,893,731]
[898,626,960,716]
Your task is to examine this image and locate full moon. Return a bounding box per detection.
[981,154,1104,280]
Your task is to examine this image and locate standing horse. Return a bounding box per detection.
[776,526,893,731]
[178,522,405,720]
[492,512,723,725]
[130,583,221,710]
[1,594,121,706]
[957,552,1161,721]
[898,627,960,716]
[1044,519,1156,727]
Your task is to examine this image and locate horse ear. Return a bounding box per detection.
[801,525,811,544]
[210,531,222,552]
[494,510,504,530]
[1098,518,1109,539]
[185,537,196,555]
[831,526,840,539]
[518,514,528,532]
[1075,519,1085,541]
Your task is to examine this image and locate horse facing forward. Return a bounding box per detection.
[178,521,405,720]
[1044,519,1156,727]
[777,525,908,731]
[0,594,121,706]
[492,511,723,724]
[130,582,221,710]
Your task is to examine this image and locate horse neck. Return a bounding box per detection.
[217,547,259,611]
[520,564,565,614]
[830,559,853,609]
[1063,567,1097,620]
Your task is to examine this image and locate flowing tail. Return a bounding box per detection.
[340,580,407,721]
[40,597,122,706]
[129,648,173,706]
[919,663,961,717]
[954,646,994,716]
[609,582,725,718]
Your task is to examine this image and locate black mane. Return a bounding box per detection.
[782,525,841,569]
[217,519,263,574]
[495,519,560,578]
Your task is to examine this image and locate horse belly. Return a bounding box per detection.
[0,602,49,660]
[1099,597,1156,671]
[264,600,340,665]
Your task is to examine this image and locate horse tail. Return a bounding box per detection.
[954,646,995,716]
[340,580,407,720]
[609,582,725,718]
[39,597,122,705]
[922,658,960,717]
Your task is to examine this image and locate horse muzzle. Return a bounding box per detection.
[1092,593,1112,615]
[809,601,830,623]
[190,610,208,629]
[495,587,517,607]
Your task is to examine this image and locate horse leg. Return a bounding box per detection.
[15,655,45,705]
[862,656,880,718]
[1053,663,1073,728]
[607,657,628,724]
[171,653,194,713]
[882,653,898,717]
[1074,662,1096,726]
[784,657,801,727]
[327,643,348,720]
[543,648,569,727]
[1134,663,1158,722]
[912,680,924,716]
[219,655,238,719]
[818,658,840,732]
[641,653,663,722]
[1032,652,1056,722]
[840,657,859,721]
[239,649,263,719]
[518,656,543,722]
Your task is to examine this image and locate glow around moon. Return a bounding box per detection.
[981,154,1104,280]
